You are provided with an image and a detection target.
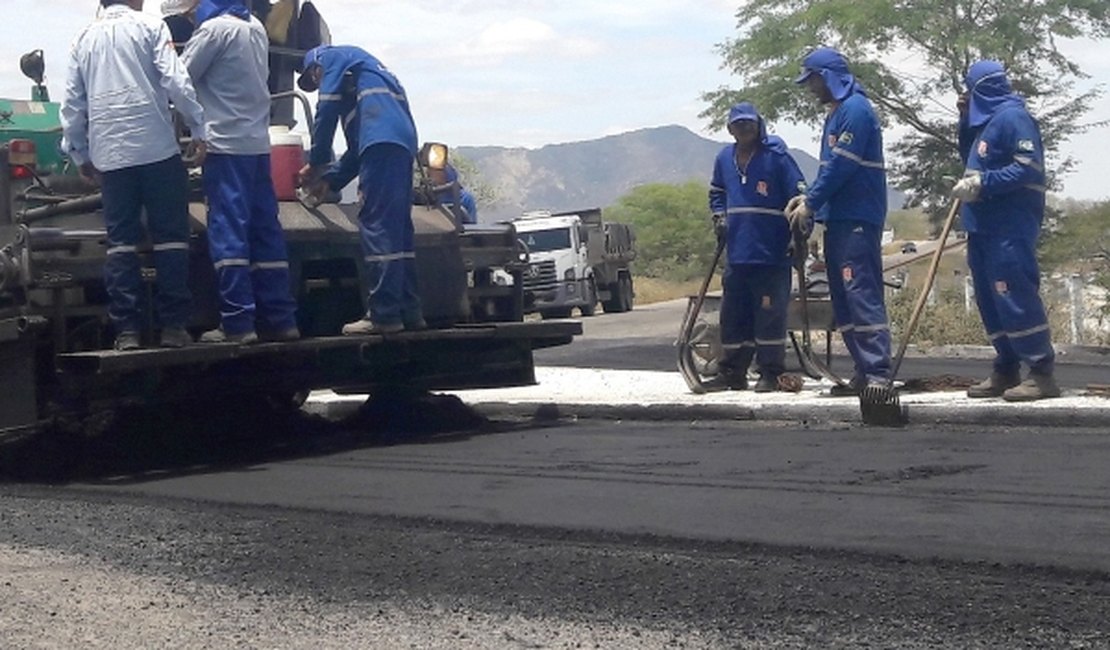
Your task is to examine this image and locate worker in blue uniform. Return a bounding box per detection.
[953,61,1059,401]
[431,163,478,225]
[787,47,892,396]
[297,45,424,334]
[62,0,208,350]
[709,102,807,392]
[183,0,300,344]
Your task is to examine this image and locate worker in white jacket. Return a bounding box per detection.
[61,0,208,350]
[182,0,299,344]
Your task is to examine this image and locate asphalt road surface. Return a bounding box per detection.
[1,303,1108,648]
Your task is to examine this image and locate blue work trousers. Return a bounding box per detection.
[967,234,1055,376]
[824,220,892,383]
[202,153,297,336]
[357,144,422,326]
[719,263,791,378]
[99,154,191,334]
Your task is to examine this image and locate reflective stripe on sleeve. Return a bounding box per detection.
[831,146,885,170]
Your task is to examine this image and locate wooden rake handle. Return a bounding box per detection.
[890,198,962,379]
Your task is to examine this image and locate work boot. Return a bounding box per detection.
[341,318,403,336]
[199,327,258,345]
[403,317,428,332]
[702,372,748,391]
[828,377,864,397]
[114,331,141,351]
[258,326,301,342]
[753,375,779,393]
[966,371,1021,398]
[160,327,192,348]
[1002,374,1062,402]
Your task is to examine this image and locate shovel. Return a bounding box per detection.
[860,198,962,426]
[677,239,725,393]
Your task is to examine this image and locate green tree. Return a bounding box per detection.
[1041,200,1110,319]
[702,0,1109,227]
[604,181,717,281]
[449,154,500,209]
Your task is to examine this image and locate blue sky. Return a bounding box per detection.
[3,0,1108,200]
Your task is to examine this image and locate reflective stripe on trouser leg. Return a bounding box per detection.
[247,154,297,331]
[968,234,1020,375]
[752,264,791,377]
[358,144,418,325]
[969,233,1054,375]
[203,153,256,334]
[719,264,755,375]
[100,163,146,333]
[825,221,892,382]
[141,156,191,329]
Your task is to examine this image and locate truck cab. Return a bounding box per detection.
[513,208,635,319]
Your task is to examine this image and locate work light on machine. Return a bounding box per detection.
[419,142,449,170]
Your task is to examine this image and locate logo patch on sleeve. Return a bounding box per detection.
[1017,139,1035,152]
[977,140,989,156]
[842,266,853,283]
[756,180,769,196]
[837,131,854,145]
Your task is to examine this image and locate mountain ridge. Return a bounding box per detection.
[457,125,904,222]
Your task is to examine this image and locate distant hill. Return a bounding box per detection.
[457,125,904,222]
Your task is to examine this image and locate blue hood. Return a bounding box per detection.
[727,102,787,154]
[794,47,862,102]
[965,60,1025,128]
[195,0,250,26]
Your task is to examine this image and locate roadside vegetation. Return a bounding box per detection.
[610,182,1108,346]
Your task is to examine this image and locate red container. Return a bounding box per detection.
[269,127,305,201]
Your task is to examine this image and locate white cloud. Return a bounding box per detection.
[1,0,1107,200]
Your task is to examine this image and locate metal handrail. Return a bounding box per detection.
[270,90,314,129]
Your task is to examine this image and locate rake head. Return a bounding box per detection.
[859,383,909,427]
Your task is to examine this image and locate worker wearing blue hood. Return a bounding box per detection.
[787,47,892,395]
[953,61,1058,401]
[182,0,300,344]
[430,163,478,225]
[297,45,424,334]
[709,102,807,391]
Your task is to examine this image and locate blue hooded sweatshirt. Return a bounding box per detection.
[795,48,887,227]
[195,0,250,26]
[958,61,1045,240]
[709,102,807,266]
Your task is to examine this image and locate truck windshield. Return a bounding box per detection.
[519,228,571,252]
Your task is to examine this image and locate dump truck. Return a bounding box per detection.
[0,9,577,439]
[512,208,636,319]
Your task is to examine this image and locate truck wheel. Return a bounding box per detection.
[620,275,634,311]
[580,279,598,317]
[601,282,622,313]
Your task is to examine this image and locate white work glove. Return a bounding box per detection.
[712,213,726,245]
[786,195,813,222]
[951,172,982,202]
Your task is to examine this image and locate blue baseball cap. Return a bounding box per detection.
[297,46,327,92]
[727,102,759,124]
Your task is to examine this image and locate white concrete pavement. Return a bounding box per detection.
[306,366,1110,427]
